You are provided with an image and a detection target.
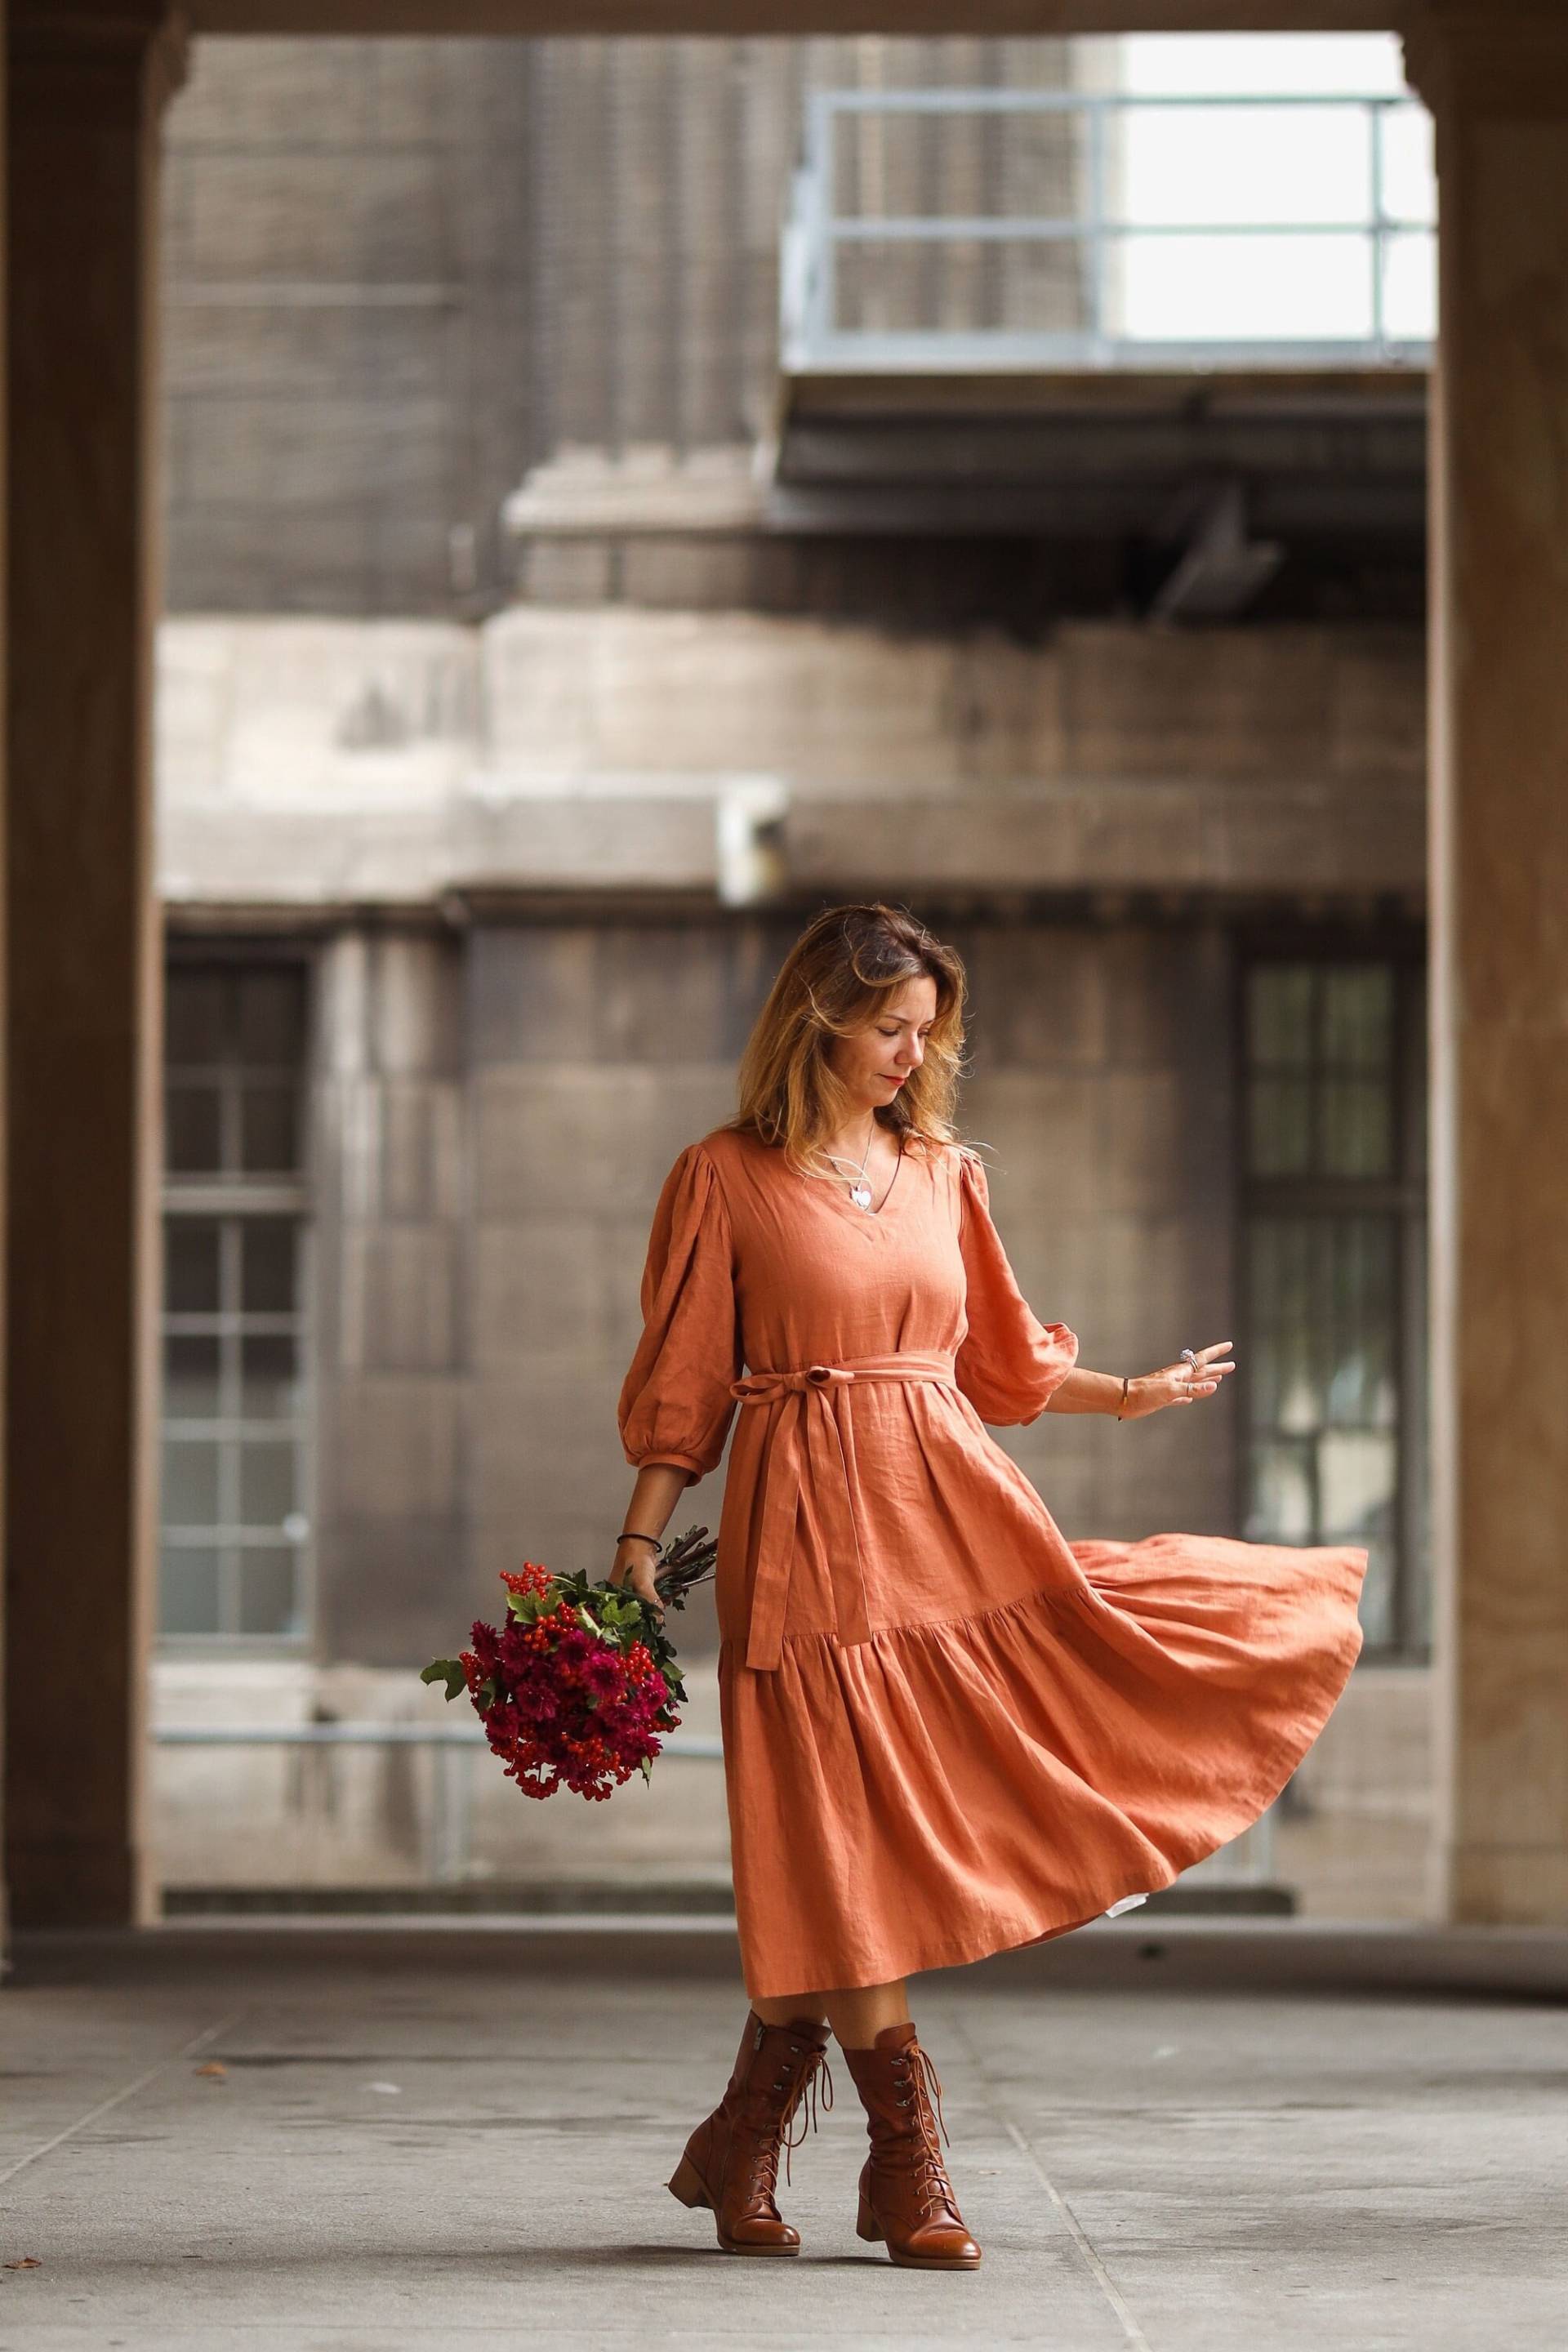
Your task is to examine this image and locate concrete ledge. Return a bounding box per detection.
[158,1878,1295,1918]
[9,1917,1567,2001]
[933,1917,1568,2001]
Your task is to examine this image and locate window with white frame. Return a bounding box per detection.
[1238,942,1429,1659]
[159,960,313,1645]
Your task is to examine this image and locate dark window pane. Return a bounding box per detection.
[1248,1218,1326,1432]
[1325,1220,1399,1426]
[239,1441,296,1526]
[166,1218,221,1314]
[1320,1429,1396,1543]
[165,971,228,1067]
[165,1333,221,1421]
[1245,1439,1315,1544]
[237,969,307,1064]
[239,1547,302,1637]
[240,1085,301,1174]
[163,1437,220,1526]
[1246,966,1314,1067]
[161,1546,223,1636]
[242,1219,296,1314]
[1244,956,1419,1657]
[241,1334,298,1421]
[161,956,312,1653]
[1247,1076,1312,1175]
[1321,966,1393,1071]
[166,1083,224,1176]
[1245,1326,1285,1432]
[1321,1078,1393,1177]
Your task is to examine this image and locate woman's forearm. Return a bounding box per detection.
[611,1461,693,1607]
[1043,1366,1131,1416]
[621,1461,693,1541]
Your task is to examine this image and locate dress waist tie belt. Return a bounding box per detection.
[727,1350,959,1673]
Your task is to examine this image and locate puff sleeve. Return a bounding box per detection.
[954,1147,1080,1426]
[617,1141,743,1486]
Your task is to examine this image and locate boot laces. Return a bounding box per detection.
[736,2037,835,2198]
[889,2046,960,2221]
[777,2044,834,2186]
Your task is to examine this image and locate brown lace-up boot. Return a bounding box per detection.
[667,2010,834,2255]
[841,2020,983,2270]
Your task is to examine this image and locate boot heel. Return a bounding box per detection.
[857,2190,884,2243]
[667,2153,710,2210]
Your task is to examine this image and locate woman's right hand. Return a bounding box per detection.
[611,1536,667,1619]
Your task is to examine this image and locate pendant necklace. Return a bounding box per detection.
[826,1116,879,1211]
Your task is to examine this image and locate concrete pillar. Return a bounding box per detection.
[3,2,185,1927]
[1405,7,1568,1925]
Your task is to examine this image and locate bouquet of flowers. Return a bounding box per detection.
[419,1525,717,1803]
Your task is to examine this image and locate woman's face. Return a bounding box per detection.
[830,975,939,1113]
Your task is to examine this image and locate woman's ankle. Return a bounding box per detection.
[750,1998,829,2031]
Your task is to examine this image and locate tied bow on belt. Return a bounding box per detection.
[727,1350,957,1672]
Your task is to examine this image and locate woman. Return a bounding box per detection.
[612,902,1366,2273]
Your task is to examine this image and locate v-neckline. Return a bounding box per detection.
[817,1133,907,1223]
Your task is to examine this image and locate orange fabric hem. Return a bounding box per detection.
[728,1565,1367,2002]
[629,1450,707,1479]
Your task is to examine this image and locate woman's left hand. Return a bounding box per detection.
[1123,1341,1236,1418]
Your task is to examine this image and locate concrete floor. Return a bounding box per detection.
[1,1926,1565,2351]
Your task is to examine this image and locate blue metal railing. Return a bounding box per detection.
[782,87,1434,375]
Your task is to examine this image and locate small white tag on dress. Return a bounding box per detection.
[1104,1892,1150,1917]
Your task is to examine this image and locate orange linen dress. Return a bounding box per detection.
[617,1122,1368,2002]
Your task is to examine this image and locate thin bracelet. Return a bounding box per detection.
[1116,1376,1129,1422]
[617,1530,665,1549]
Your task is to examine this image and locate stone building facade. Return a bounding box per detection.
[152,33,1432,1918]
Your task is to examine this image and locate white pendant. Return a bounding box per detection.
[851,1183,873,1209]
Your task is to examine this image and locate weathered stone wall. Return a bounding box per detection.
[309,931,466,1668]
[160,33,1079,617]
[296,909,1236,1668]
[152,33,1433,1911]
[156,902,1434,1916]
[163,40,537,614]
[155,611,1428,906]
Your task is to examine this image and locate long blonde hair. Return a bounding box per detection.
[723,902,972,1182]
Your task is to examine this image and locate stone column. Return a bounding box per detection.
[1404,6,1568,1925]
[3,2,185,1927]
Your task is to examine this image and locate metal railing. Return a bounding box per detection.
[155,1722,724,1886]
[154,1723,1276,1900]
[781,87,1434,376]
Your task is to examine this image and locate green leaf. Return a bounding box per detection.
[420,1659,467,1704]
[639,1756,655,1784]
